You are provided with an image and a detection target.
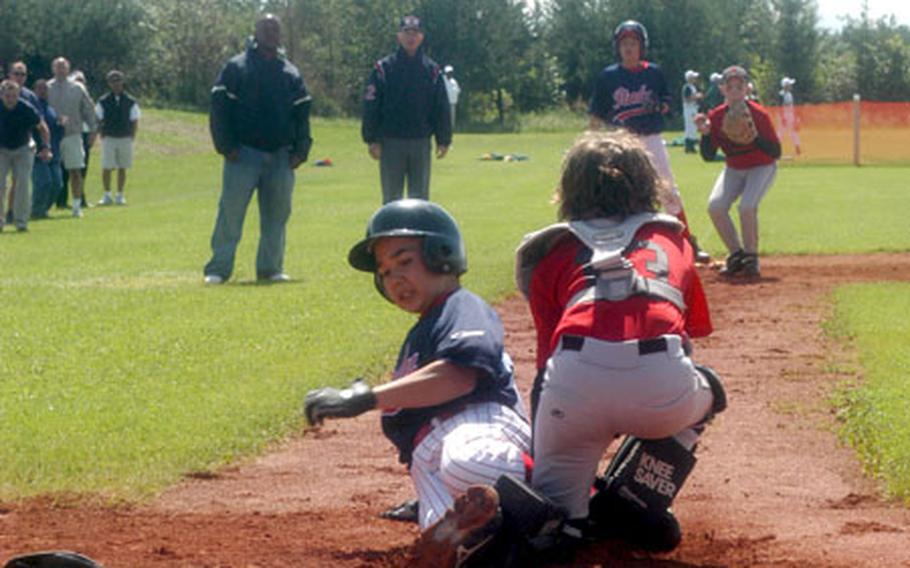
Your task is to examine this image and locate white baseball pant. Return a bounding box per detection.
[410,401,531,529]
[640,133,685,217]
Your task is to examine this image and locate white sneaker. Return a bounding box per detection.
[263,273,291,283]
[72,206,83,218]
[98,194,114,206]
[115,194,126,205]
[203,274,224,285]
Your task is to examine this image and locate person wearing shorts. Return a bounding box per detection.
[95,70,140,206]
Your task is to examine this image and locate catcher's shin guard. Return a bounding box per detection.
[589,435,695,551]
[695,363,727,421]
[495,474,566,541]
[459,474,572,568]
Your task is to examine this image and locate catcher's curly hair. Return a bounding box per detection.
[555,130,665,221]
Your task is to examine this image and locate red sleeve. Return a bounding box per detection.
[684,269,712,338]
[751,103,780,144]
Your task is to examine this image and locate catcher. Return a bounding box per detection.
[694,65,781,278]
[515,130,726,554]
[303,199,533,567]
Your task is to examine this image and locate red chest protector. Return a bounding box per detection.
[515,213,686,311]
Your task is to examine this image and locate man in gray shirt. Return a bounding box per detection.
[47,57,97,218]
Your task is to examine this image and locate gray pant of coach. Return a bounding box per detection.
[380,137,431,203]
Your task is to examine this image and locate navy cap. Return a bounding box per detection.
[399,15,422,31]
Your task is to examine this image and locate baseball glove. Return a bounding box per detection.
[304,378,376,426]
[721,99,758,145]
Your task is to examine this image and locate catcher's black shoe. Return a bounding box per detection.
[719,249,745,276]
[412,485,501,568]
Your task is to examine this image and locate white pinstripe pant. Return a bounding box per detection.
[410,402,531,529]
[640,133,685,217]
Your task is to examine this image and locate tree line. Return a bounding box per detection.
[2,0,908,128]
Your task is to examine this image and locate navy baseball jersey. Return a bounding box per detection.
[381,287,522,465]
[589,62,670,135]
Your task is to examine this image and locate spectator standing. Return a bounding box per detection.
[203,13,313,285]
[95,70,140,206]
[361,15,452,204]
[30,79,65,219]
[443,65,460,129]
[681,70,702,153]
[47,58,97,218]
[0,80,51,232]
[5,61,45,225]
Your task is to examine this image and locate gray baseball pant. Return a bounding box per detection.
[379,137,431,203]
[707,163,777,254]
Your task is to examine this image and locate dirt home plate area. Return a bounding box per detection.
[3,254,910,567]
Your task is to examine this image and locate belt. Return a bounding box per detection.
[412,405,466,448]
[561,334,668,356]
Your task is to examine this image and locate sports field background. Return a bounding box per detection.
[1,109,908,501]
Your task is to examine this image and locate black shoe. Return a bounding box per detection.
[740,252,760,277]
[719,250,745,276]
[379,498,419,523]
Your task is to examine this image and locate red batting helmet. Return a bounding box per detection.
[613,20,649,57]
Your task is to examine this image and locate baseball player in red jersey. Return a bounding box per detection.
[516,130,726,552]
[589,20,710,264]
[695,65,781,277]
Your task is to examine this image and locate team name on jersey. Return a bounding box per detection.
[613,85,653,110]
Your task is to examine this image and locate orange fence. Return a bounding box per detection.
[766,100,910,165]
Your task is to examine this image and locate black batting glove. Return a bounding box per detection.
[304,378,377,427]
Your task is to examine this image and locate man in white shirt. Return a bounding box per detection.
[443,65,460,130]
[95,70,140,205]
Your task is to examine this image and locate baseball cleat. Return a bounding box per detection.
[718,249,745,276]
[740,253,760,278]
[412,485,501,568]
[379,498,419,523]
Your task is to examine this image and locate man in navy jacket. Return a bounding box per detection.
[362,15,451,203]
[204,13,313,285]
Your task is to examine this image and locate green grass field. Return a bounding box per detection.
[828,284,910,501]
[1,109,908,501]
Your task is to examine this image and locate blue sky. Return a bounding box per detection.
[816,0,910,29]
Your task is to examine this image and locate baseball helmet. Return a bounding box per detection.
[348,199,467,276]
[613,20,649,56]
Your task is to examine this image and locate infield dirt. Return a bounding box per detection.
[3,253,909,567]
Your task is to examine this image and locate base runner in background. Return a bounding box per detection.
[588,20,711,264]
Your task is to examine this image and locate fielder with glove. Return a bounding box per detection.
[303,200,533,567]
[695,65,781,278]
